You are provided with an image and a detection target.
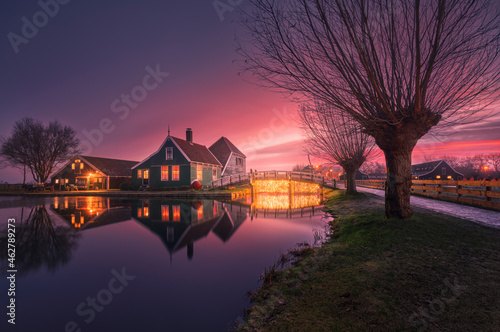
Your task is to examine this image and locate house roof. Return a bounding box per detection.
[411,160,444,176]
[171,137,222,166]
[81,156,139,177]
[209,137,246,167]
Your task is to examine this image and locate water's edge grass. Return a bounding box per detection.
[237,190,500,331]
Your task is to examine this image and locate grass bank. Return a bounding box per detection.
[240,190,500,331]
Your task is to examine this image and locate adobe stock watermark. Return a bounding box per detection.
[7,0,72,54]
[80,64,169,155]
[238,106,294,162]
[65,267,135,332]
[213,0,244,22]
[408,276,468,331]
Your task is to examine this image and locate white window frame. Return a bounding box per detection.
[166,147,173,160]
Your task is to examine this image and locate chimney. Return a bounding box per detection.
[186,128,193,143]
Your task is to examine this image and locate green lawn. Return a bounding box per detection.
[240,190,500,331]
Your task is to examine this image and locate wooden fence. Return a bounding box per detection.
[0,184,24,191]
[355,179,500,210]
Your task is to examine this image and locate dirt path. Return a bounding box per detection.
[338,184,500,229]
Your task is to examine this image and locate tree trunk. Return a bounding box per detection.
[344,168,358,195]
[383,146,414,219]
[22,165,26,185]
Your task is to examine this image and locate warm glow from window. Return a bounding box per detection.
[143,206,149,217]
[172,166,180,181]
[138,170,142,178]
[55,179,59,184]
[436,175,441,179]
[71,215,75,224]
[137,208,142,217]
[173,205,180,222]
[166,147,173,160]
[80,163,84,169]
[161,166,169,181]
[143,170,149,179]
[65,179,69,184]
[198,206,203,220]
[447,175,452,179]
[71,163,75,169]
[197,165,202,180]
[161,205,169,221]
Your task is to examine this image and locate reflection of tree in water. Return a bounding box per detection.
[0,205,80,276]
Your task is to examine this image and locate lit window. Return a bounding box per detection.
[161,166,169,181]
[143,206,149,217]
[65,179,69,184]
[80,163,84,169]
[143,170,149,179]
[137,208,142,218]
[161,205,169,221]
[55,179,59,184]
[436,175,441,179]
[197,165,202,180]
[71,163,75,170]
[173,205,180,222]
[166,147,173,160]
[447,175,452,179]
[172,166,179,181]
[138,170,142,178]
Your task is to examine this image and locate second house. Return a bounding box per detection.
[132,128,223,188]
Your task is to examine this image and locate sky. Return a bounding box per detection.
[0,0,499,183]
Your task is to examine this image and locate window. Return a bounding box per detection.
[172,205,180,222]
[161,166,169,181]
[236,157,243,166]
[436,175,441,179]
[197,165,202,180]
[172,166,179,181]
[55,179,59,184]
[71,163,75,170]
[161,205,169,221]
[143,206,149,217]
[166,147,173,160]
[212,169,217,181]
[138,170,142,178]
[80,163,84,169]
[442,167,446,175]
[447,175,452,179]
[143,170,149,179]
[137,208,142,218]
[65,179,69,184]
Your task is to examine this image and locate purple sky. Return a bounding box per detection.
[1,0,499,183]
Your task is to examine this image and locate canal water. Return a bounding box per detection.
[0,195,330,332]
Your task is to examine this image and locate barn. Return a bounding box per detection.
[50,155,138,190]
[411,160,464,180]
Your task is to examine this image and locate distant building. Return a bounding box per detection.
[131,128,222,188]
[368,172,387,179]
[339,169,369,180]
[209,137,246,177]
[50,155,138,190]
[411,160,464,180]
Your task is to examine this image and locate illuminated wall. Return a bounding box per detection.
[253,180,320,194]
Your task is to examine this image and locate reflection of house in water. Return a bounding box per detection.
[212,204,247,242]
[50,197,131,230]
[131,200,249,259]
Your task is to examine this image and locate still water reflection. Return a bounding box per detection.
[0,195,329,332]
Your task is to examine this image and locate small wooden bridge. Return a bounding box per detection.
[211,171,337,189]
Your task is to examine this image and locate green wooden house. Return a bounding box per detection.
[131,129,222,188]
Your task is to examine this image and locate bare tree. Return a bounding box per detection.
[486,152,500,172]
[238,0,500,218]
[299,102,376,194]
[0,118,80,184]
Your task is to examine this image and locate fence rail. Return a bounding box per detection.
[211,171,337,189]
[355,179,500,210]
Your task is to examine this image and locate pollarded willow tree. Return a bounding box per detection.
[300,102,376,195]
[237,0,500,218]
